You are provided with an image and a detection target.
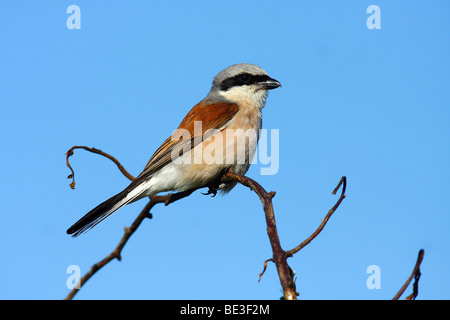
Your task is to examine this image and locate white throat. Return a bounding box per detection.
[218,85,268,110]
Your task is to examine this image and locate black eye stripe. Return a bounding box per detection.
[220,73,272,91]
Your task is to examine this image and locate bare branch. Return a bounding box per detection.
[393,249,425,300]
[286,176,347,257]
[64,189,198,300]
[64,146,347,301]
[221,172,297,300]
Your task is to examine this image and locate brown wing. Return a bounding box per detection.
[135,101,240,180]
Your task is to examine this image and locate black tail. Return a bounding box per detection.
[66,189,129,237]
[67,178,150,237]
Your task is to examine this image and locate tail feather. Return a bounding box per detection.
[67,180,150,237]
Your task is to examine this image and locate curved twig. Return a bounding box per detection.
[258,258,274,282]
[65,145,135,188]
[393,249,425,300]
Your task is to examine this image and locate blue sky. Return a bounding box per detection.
[1,1,449,300]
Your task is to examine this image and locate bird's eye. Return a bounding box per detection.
[239,74,251,83]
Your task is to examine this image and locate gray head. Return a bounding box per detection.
[211,63,280,92]
[206,63,281,107]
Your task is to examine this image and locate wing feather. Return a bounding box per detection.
[135,101,239,180]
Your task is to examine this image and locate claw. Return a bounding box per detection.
[202,186,218,197]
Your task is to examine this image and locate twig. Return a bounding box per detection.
[286,176,347,257]
[66,145,135,188]
[393,249,425,300]
[258,258,274,282]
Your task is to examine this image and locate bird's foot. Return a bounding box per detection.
[202,186,218,197]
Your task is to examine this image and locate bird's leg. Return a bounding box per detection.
[202,167,235,197]
[202,171,228,197]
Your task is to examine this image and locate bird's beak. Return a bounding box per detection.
[258,77,282,90]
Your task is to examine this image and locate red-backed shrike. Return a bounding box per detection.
[67,63,281,236]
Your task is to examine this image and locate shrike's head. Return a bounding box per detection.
[206,63,281,108]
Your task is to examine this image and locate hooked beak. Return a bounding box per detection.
[258,76,282,90]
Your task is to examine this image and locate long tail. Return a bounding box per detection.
[67,179,150,237]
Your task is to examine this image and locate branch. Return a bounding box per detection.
[221,172,297,300]
[393,249,425,300]
[64,146,344,301]
[64,189,198,300]
[286,176,347,256]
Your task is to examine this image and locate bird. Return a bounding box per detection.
[67,63,281,237]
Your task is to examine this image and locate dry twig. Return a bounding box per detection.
[286,176,347,256]
[393,249,425,300]
[66,145,135,188]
